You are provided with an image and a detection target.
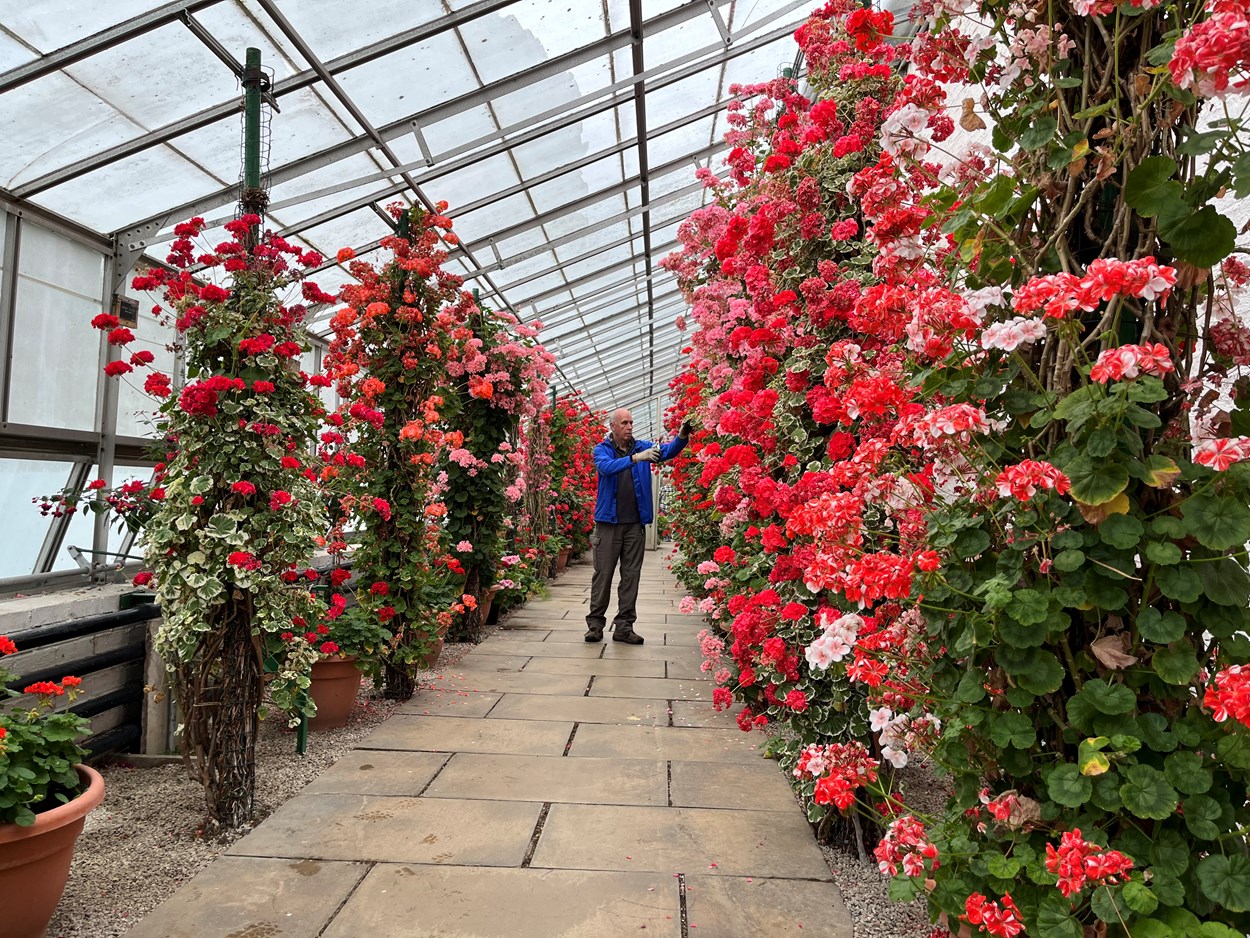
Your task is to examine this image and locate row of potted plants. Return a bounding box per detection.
[664,1,1250,935]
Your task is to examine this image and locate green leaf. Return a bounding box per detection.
[1155,564,1203,603]
[1153,642,1199,685]
[1158,205,1237,268]
[1149,828,1190,877]
[1054,549,1086,572]
[1164,751,1212,795]
[1035,894,1084,938]
[1124,156,1183,216]
[1017,650,1065,694]
[1048,763,1092,806]
[1137,607,1186,644]
[1197,854,1250,911]
[954,527,991,559]
[986,854,1023,878]
[1006,588,1049,624]
[1185,492,1250,550]
[1066,456,1129,506]
[1100,514,1145,549]
[1119,764,1179,820]
[1124,880,1160,915]
[1080,678,1137,714]
[1182,794,1222,840]
[1144,541,1182,565]
[990,711,1037,749]
[1020,115,1058,150]
[1091,883,1131,923]
[1198,558,1250,607]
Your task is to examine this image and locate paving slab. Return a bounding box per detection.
[684,874,853,937]
[567,724,764,765]
[425,752,667,805]
[589,675,709,700]
[523,655,666,678]
[229,793,540,865]
[672,698,738,728]
[125,856,368,938]
[542,629,604,643]
[324,865,680,938]
[531,803,832,880]
[487,693,669,725]
[597,643,703,661]
[444,653,530,671]
[665,656,716,680]
[474,628,551,642]
[469,639,603,658]
[395,690,501,717]
[662,631,701,646]
[302,750,451,796]
[425,669,589,697]
[670,760,798,810]
[357,715,573,756]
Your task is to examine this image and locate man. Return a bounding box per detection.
[585,408,690,644]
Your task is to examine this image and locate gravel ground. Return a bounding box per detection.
[46,638,477,938]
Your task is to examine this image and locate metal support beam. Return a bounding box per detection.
[557,306,686,369]
[11,0,526,198]
[114,4,798,240]
[629,0,659,403]
[180,10,242,77]
[518,239,681,309]
[34,461,91,575]
[0,0,223,93]
[0,210,20,424]
[544,283,684,337]
[91,250,120,582]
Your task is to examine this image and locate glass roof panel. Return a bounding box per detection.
[271,0,444,61]
[191,5,312,78]
[542,193,628,240]
[526,152,624,215]
[421,103,506,157]
[0,29,36,71]
[428,153,524,210]
[491,225,550,260]
[459,0,604,81]
[453,191,536,245]
[646,70,722,128]
[337,30,477,128]
[33,147,224,234]
[0,73,145,189]
[1,1,158,50]
[297,206,392,254]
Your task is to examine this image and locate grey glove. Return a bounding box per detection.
[634,446,662,463]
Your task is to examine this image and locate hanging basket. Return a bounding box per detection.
[0,764,105,938]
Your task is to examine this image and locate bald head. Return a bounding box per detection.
[610,408,634,448]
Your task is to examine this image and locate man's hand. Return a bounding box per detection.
[679,420,694,439]
[634,447,662,463]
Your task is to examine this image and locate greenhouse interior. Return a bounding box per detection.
[3,0,1250,936]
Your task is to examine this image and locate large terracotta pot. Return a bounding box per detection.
[555,547,572,574]
[417,637,445,669]
[308,655,362,731]
[0,763,105,938]
[479,587,499,626]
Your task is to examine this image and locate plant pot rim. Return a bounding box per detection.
[314,653,358,665]
[0,764,105,844]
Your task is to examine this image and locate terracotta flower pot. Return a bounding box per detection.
[417,637,444,669]
[0,763,105,938]
[307,655,362,731]
[556,547,572,574]
[478,587,499,625]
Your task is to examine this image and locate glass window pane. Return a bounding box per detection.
[0,458,74,578]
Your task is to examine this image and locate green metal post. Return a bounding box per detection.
[296,708,309,756]
[243,48,262,192]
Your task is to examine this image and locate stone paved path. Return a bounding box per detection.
[129,549,853,937]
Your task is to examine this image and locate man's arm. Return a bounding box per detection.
[657,434,687,462]
[593,443,637,476]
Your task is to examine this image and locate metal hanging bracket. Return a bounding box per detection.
[706,0,732,46]
[111,217,168,296]
[411,122,436,167]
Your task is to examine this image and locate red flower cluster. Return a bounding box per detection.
[1044,829,1134,897]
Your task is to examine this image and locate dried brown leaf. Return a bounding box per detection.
[960,98,986,132]
[1091,634,1138,670]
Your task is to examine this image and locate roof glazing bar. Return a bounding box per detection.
[12,0,525,198]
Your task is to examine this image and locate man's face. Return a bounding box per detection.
[612,410,634,444]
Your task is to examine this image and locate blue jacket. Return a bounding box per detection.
[593,435,687,524]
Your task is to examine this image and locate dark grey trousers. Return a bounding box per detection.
[586,521,646,633]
